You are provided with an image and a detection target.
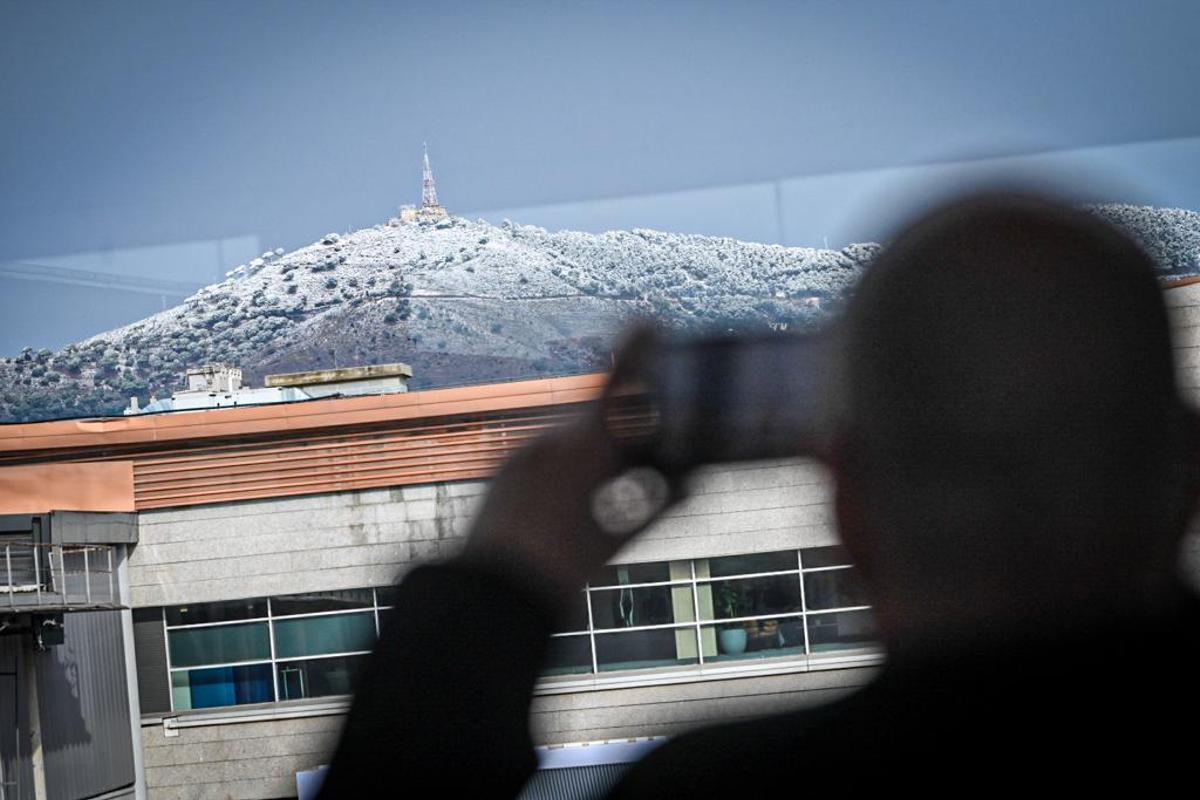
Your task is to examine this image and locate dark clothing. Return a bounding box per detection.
[320,562,1200,797]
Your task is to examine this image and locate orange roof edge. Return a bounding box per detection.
[0,372,609,455]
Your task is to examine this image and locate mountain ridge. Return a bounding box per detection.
[2,204,1197,424]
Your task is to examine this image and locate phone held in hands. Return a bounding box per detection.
[606,331,833,476]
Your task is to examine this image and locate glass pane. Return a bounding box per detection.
[595,628,699,672]
[551,592,590,634]
[542,635,593,676]
[375,586,399,607]
[590,561,671,587]
[276,655,367,700]
[271,589,374,616]
[698,575,802,620]
[803,568,869,610]
[171,663,273,710]
[590,585,692,629]
[707,550,797,578]
[168,622,270,668]
[806,610,877,653]
[273,612,376,659]
[801,545,853,569]
[165,598,268,626]
[702,617,807,663]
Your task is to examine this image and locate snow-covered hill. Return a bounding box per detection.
[0,217,871,422]
[2,203,1196,423]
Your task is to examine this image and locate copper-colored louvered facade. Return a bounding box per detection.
[0,373,608,512]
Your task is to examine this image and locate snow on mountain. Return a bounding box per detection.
[0,217,870,422]
[1,203,1195,423]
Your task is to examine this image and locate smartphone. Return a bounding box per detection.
[608,331,832,473]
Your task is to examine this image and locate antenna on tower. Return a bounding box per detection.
[422,143,440,209]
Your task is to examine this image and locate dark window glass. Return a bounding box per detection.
[801,545,853,569]
[590,585,689,629]
[700,575,802,620]
[271,589,374,617]
[272,612,376,659]
[276,655,367,700]
[707,550,797,578]
[806,610,877,652]
[375,586,399,607]
[803,568,869,610]
[171,663,273,710]
[703,617,807,662]
[595,628,698,672]
[543,635,593,676]
[591,561,671,587]
[165,598,268,626]
[551,591,590,634]
[168,622,270,668]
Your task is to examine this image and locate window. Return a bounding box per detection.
[163,587,393,711]
[549,547,875,677]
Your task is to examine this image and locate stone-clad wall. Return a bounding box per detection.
[133,459,848,799]
[129,461,836,609]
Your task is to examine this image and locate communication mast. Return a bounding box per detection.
[399,144,448,223]
[422,143,440,209]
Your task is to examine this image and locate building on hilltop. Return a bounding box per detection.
[124,363,412,415]
[397,144,449,224]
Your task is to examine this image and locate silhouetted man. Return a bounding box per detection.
[319,193,1200,797]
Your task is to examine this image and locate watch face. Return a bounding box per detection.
[590,466,671,537]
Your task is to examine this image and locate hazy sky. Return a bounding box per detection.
[3,0,1200,260]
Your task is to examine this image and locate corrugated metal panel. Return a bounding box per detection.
[131,608,169,716]
[0,634,31,800]
[36,610,135,800]
[518,764,631,800]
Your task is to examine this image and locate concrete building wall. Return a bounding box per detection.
[132,460,847,798]
[142,715,342,800]
[128,461,837,609]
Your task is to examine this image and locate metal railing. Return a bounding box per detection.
[0,542,119,610]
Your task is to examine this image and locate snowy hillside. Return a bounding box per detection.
[0,217,870,422]
[1,203,1196,423]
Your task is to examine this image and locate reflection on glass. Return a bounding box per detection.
[591,561,671,587]
[171,663,273,710]
[801,545,852,569]
[707,550,797,578]
[806,610,876,652]
[272,589,374,616]
[272,612,376,659]
[168,622,271,668]
[590,585,692,629]
[803,568,869,610]
[165,598,268,626]
[703,617,807,662]
[276,655,367,700]
[544,635,593,676]
[595,628,699,672]
[698,575,802,621]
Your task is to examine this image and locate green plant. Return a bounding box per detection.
[717,585,741,619]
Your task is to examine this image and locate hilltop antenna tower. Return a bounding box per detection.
[397,144,449,223]
[422,143,439,209]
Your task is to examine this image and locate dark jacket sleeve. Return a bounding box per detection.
[317,561,555,798]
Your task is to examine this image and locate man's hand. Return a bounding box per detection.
[459,327,678,616]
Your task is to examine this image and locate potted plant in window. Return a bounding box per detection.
[717,585,748,655]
